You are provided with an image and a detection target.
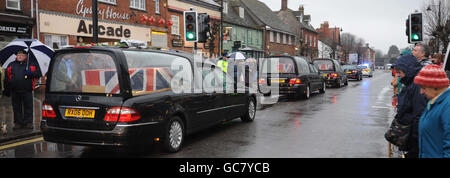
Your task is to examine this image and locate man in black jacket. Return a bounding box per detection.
[3,50,41,130]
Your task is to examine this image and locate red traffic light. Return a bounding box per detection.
[186,15,194,21]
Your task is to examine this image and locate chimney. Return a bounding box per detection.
[281,0,288,11]
[298,5,304,15]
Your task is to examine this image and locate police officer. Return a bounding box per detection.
[3,50,41,130]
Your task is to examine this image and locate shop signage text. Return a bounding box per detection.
[76,0,131,20]
[0,22,29,35]
[77,20,131,38]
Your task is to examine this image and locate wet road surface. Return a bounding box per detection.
[0,70,395,158]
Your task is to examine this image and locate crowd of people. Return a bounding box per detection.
[387,43,449,158]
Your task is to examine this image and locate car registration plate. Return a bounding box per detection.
[346,72,352,74]
[271,79,285,83]
[65,108,95,118]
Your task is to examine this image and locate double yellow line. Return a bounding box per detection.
[0,137,43,150]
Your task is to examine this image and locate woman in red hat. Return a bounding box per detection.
[414,64,450,158]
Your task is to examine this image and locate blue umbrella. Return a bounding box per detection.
[0,39,54,76]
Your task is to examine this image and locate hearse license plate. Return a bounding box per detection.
[65,108,95,118]
[271,79,285,83]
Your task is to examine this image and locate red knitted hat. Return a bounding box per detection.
[414,64,449,88]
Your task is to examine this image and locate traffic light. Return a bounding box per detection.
[184,11,198,42]
[197,13,210,43]
[409,13,423,43]
[405,18,410,43]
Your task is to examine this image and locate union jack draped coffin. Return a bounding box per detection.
[81,67,173,94]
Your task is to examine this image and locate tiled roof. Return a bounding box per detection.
[240,0,294,34]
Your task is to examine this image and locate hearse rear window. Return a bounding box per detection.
[123,51,192,96]
[50,52,119,94]
[314,60,334,71]
[262,57,296,74]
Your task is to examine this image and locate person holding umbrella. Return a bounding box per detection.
[0,39,54,130]
[3,49,42,129]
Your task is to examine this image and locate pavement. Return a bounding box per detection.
[0,87,44,145]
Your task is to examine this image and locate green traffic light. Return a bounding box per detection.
[412,34,420,40]
[187,33,195,40]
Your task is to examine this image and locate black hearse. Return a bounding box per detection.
[258,56,325,99]
[41,46,256,152]
[313,58,348,88]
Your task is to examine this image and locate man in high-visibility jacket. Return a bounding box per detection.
[217,56,228,73]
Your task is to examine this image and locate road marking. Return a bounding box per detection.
[0,137,43,150]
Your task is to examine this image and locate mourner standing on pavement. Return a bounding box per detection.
[431,53,444,68]
[390,54,428,158]
[3,50,42,130]
[412,44,433,66]
[413,65,450,158]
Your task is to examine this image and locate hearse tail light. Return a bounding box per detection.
[289,78,301,84]
[258,78,267,84]
[352,70,358,73]
[330,73,338,78]
[104,107,141,122]
[42,103,56,118]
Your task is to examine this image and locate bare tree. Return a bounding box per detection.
[422,0,450,53]
[340,33,356,62]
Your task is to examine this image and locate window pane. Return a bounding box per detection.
[123,51,192,96]
[50,52,118,94]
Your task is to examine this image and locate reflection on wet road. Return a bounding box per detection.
[0,70,395,158]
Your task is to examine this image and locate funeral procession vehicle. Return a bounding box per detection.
[313,58,348,88]
[40,46,257,152]
[342,64,363,81]
[258,56,326,99]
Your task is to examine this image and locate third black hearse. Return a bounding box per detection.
[258,55,325,99]
[313,58,348,88]
[41,46,256,153]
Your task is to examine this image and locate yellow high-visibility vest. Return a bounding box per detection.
[217,60,228,73]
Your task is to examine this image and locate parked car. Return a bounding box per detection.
[342,65,363,81]
[312,58,348,88]
[258,55,325,100]
[41,46,256,153]
[358,63,373,77]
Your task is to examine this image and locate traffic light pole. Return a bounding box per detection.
[92,0,98,44]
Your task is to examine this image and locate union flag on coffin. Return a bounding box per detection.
[81,67,173,94]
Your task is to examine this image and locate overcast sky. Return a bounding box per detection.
[259,0,428,54]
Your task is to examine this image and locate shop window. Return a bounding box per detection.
[171,15,180,35]
[44,35,68,50]
[130,0,146,11]
[6,0,20,10]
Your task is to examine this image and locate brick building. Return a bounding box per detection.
[37,0,169,49]
[0,0,34,48]
[241,0,296,57]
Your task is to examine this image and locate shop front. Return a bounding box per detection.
[0,14,33,49]
[39,12,154,49]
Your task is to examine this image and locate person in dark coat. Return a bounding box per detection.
[391,54,428,158]
[3,50,42,130]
